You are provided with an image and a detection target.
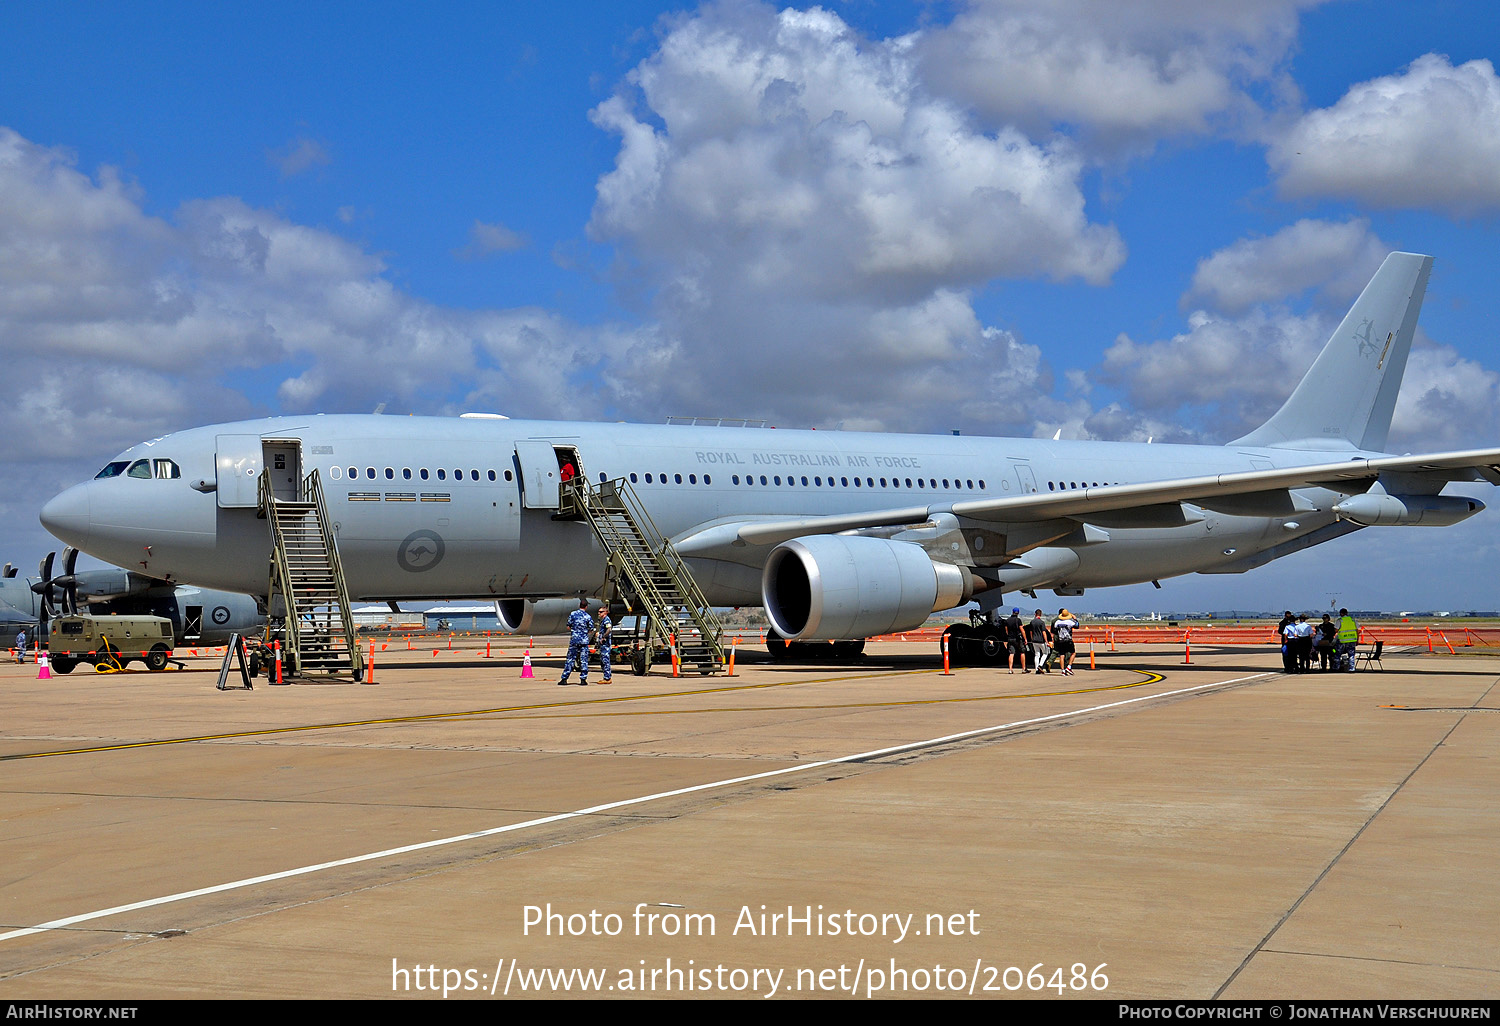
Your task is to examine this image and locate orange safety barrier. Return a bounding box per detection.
[334,621,1497,659]
[858,624,1500,648]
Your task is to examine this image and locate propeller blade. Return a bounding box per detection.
[36,551,55,633]
[62,548,78,615]
[2,563,13,578]
[36,552,56,619]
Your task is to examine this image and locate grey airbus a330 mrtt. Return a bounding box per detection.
[40,253,1500,653]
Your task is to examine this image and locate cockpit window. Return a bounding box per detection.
[98,458,181,480]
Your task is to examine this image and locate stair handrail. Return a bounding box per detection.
[258,471,305,668]
[304,469,363,677]
[566,476,724,666]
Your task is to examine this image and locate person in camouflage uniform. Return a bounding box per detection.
[597,606,613,683]
[557,599,592,686]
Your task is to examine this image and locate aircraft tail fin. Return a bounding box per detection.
[1233,252,1432,452]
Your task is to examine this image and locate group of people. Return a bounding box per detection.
[999,607,1080,675]
[554,599,1363,684]
[557,599,613,686]
[1278,608,1359,673]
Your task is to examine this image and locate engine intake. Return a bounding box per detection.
[762,535,971,641]
[495,598,602,635]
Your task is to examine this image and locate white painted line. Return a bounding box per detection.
[0,671,1271,943]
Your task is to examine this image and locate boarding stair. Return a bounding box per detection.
[259,470,363,679]
[562,477,724,673]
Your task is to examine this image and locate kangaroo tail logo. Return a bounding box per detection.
[398,530,446,572]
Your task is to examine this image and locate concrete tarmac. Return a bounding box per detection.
[0,638,1495,1000]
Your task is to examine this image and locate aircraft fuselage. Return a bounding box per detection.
[40,415,1358,606]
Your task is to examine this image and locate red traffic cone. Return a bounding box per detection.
[521,652,535,678]
[37,650,51,679]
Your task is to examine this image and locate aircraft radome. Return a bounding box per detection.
[39,253,1500,662]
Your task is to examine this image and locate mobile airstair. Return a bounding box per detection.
[259,470,363,679]
[562,477,724,674]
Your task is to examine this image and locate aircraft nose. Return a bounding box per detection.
[40,483,92,549]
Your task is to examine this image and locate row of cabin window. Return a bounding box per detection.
[332,466,514,483]
[1048,480,1113,490]
[326,465,994,492]
[629,472,988,490]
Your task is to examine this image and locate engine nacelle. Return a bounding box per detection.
[1332,493,1484,527]
[494,598,605,635]
[73,568,152,603]
[762,535,971,641]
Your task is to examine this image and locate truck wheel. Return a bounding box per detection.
[145,645,169,672]
[50,655,75,674]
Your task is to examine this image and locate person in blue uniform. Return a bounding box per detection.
[596,606,613,683]
[558,599,592,686]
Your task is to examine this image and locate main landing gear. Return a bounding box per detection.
[764,629,866,663]
[942,619,1012,667]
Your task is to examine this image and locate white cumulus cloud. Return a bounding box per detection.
[912,0,1313,150]
[0,125,633,563]
[1181,218,1388,314]
[586,0,1122,432]
[1270,54,1500,215]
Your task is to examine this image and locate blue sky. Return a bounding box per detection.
[2,1,1499,612]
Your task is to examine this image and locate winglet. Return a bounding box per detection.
[1233,252,1432,453]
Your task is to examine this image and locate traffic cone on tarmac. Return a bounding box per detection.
[36,650,50,680]
[521,651,535,679]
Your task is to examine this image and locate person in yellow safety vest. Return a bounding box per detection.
[1336,608,1359,672]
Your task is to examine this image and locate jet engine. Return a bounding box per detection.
[762,535,972,641]
[494,598,609,635]
[1332,493,1484,527]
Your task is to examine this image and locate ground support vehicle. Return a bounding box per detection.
[48,614,174,673]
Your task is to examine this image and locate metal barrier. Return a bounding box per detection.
[863,624,1500,647]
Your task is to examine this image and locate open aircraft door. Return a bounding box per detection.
[261,439,303,502]
[514,440,582,510]
[215,435,263,508]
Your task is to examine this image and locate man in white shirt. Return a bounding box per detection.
[1052,610,1079,676]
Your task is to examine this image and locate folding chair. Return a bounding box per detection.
[1357,639,1384,671]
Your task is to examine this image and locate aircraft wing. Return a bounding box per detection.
[675,446,1500,555]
